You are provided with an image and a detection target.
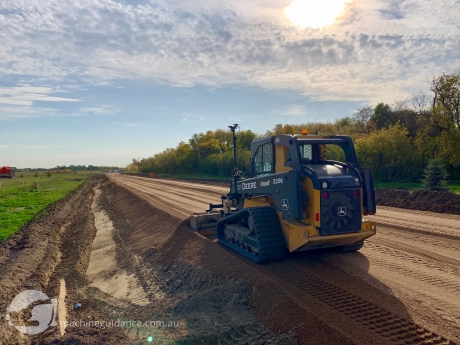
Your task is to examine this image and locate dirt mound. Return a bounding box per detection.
[375,189,460,215]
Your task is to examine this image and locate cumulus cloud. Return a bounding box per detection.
[0,0,459,103]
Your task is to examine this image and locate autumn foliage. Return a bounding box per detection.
[130,71,460,182]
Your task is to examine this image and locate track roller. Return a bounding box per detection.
[216,206,285,263]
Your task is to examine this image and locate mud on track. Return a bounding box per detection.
[1,174,460,345]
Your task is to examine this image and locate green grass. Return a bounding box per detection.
[0,172,94,241]
[448,183,460,194]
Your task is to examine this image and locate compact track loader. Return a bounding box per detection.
[190,125,377,263]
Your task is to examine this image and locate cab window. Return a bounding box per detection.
[299,144,313,160]
[324,144,346,162]
[253,143,273,176]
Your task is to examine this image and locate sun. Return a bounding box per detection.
[284,0,350,28]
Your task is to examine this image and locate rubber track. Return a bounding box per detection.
[265,262,456,345]
[217,207,285,263]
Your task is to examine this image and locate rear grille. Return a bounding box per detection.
[320,189,361,235]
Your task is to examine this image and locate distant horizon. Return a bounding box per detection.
[6,165,124,170]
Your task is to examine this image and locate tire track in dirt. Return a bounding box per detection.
[123,177,226,200]
[373,229,460,266]
[111,176,221,214]
[364,241,460,276]
[315,241,460,342]
[129,180,226,198]
[363,255,460,295]
[264,262,456,345]
[111,177,204,215]
[121,176,228,195]
[368,206,460,244]
[126,180,221,207]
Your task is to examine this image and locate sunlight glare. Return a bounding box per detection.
[284,0,350,28]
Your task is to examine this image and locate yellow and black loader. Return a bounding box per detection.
[190,125,376,263]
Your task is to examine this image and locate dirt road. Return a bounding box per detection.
[110,174,460,345]
[1,174,459,345]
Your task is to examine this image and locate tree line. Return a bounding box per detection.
[17,165,121,172]
[127,70,460,182]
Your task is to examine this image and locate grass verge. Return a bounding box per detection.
[0,172,94,241]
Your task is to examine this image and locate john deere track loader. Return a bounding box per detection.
[190,125,376,263]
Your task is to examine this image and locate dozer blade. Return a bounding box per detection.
[189,212,221,235]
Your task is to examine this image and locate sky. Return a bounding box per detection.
[0,0,459,168]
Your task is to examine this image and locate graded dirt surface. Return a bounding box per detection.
[1,173,460,345]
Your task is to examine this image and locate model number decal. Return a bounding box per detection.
[273,178,283,185]
[242,182,257,190]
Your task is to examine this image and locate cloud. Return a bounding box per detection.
[110,120,147,127]
[180,113,207,122]
[0,86,80,106]
[0,0,459,103]
[379,7,406,20]
[272,104,307,116]
[78,105,118,116]
[230,114,259,121]
[0,104,58,120]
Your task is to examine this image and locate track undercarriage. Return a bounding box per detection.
[216,206,285,263]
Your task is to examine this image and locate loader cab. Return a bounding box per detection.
[249,133,376,216]
[249,134,359,177]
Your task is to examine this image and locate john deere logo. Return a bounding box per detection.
[338,206,346,216]
[6,290,58,335]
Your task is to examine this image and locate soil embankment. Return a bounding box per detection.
[375,189,460,215]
